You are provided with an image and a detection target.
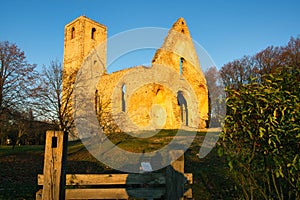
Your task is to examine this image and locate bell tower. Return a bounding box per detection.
[63,16,107,80]
[62,16,107,136]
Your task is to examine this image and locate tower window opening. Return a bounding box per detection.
[71,27,75,39]
[91,28,96,39]
[180,57,184,75]
[156,88,161,95]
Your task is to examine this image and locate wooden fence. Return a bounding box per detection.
[36,131,193,199]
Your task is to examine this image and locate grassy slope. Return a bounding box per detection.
[0,130,238,199]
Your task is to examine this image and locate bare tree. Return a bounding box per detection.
[220,36,300,89]
[282,36,300,69]
[205,66,226,127]
[220,56,257,89]
[37,60,120,139]
[0,41,38,143]
[0,41,37,112]
[255,46,283,75]
[37,61,74,134]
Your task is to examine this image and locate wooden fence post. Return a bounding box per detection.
[166,150,185,200]
[37,134,192,199]
[42,131,68,200]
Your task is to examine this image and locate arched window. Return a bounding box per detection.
[180,57,184,75]
[122,84,126,112]
[91,28,96,39]
[71,27,75,39]
[177,91,188,126]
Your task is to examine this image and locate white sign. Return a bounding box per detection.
[141,162,153,172]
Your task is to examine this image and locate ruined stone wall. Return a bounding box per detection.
[97,66,183,130]
[151,18,208,128]
[64,16,209,135]
[95,17,208,130]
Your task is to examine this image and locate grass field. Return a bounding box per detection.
[0,129,239,199]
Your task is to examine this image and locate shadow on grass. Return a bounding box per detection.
[0,146,44,199]
[185,147,239,199]
[0,130,240,199]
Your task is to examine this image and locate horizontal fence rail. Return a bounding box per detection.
[38,173,193,186]
[36,131,193,200]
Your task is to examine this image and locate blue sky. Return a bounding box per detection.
[0,0,299,72]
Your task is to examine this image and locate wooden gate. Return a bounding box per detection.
[36,131,193,199]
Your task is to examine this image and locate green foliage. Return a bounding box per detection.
[219,67,300,199]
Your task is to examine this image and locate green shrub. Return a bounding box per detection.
[219,67,300,199]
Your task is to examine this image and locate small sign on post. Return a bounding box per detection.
[51,136,57,148]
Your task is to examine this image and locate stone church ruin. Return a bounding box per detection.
[63,16,208,135]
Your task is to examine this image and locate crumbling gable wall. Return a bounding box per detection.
[96,18,208,130]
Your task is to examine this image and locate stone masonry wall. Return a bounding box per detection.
[64,16,209,136]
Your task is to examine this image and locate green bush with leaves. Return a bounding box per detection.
[219,68,300,199]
